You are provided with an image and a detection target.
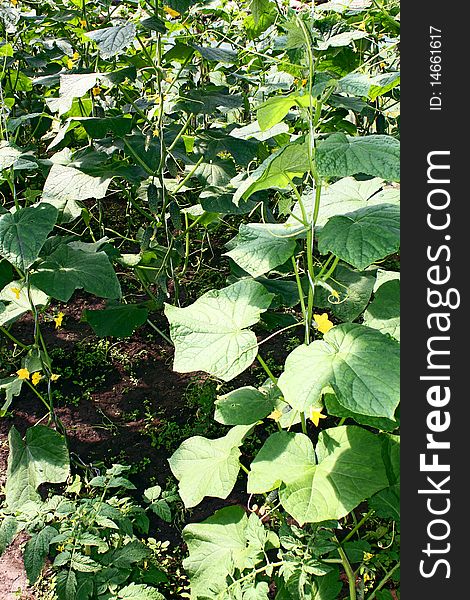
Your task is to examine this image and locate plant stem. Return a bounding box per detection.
[367,562,400,600]
[146,319,173,346]
[0,326,28,349]
[337,542,357,600]
[343,510,374,543]
[256,353,277,384]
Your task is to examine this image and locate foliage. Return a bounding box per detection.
[0,0,400,598]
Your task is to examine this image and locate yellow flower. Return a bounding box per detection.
[267,409,283,422]
[92,86,101,97]
[67,58,74,69]
[363,571,372,583]
[31,372,42,386]
[51,373,61,382]
[11,0,18,5]
[72,51,80,61]
[313,313,334,334]
[54,312,65,329]
[11,287,21,300]
[301,78,308,87]
[16,368,30,380]
[80,19,87,28]
[163,6,180,18]
[308,406,327,427]
[331,289,340,300]
[364,552,374,561]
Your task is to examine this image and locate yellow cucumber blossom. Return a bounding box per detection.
[163,6,180,18]
[11,287,21,300]
[308,406,327,427]
[80,19,87,28]
[31,372,42,386]
[51,373,61,382]
[16,368,30,380]
[313,313,334,334]
[92,86,102,97]
[54,312,65,329]
[267,409,283,422]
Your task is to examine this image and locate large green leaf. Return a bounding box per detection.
[165,280,273,381]
[183,506,274,599]
[42,164,112,222]
[286,177,399,231]
[256,94,312,131]
[247,432,315,493]
[169,425,253,508]
[214,386,275,425]
[0,203,57,271]
[314,264,375,322]
[369,434,400,520]
[316,134,400,181]
[0,516,18,555]
[178,87,244,115]
[235,140,310,202]
[338,72,400,100]
[83,304,148,338]
[118,584,164,600]
[363,279,400,340]
[225,224,297,277]
[279,426,388,524]
[277,323,399,418]
[324,393,399,432]
[31,245,121,302]
[0,281,49,326]
[6,426,69,509]
[318,204,400,270]
[87,22,136,58]
[24,526,57,584]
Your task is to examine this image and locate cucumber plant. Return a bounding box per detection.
[0,0,400,598]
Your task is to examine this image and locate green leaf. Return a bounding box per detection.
[0,516,17,555]
[165,279,273,381]
[87,22,136,58]
[83,304,148,338]
[324,393,398,432]
[169,425,253,508]
[24,526,57,584]
[244,0,276,39]
[31,245,121,302]
[314,264,375,322]
[193,44,237,63]
[318,204,400,270]
[200,187,256,215]
[257,94,297,131]
[279,426,389,524]
[0,376,23,416]
[74,116,133,139]
[178,87,244,115]
[225,223,296,277]
[248,432,315,494]
[195,159,236,187]
[369,434,400,520]
[236,140,310,202]
[338,72,400,101]
[6,426,69,509]
[183,506,249,598]
[71,553,100,572]
[0,203,57,271]
[311,569,343,600]
[363,279,400,341]
[122,134,162,176]
[316,134,400,181]
[0,281,48,326]
[277,323,400,418]
[56,570,77,600]
[118,583,164,600]
[42,164,112,222]
[214,386,275,425]
[317,30,367,50]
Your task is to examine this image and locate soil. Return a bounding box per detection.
[0,534,34,600]
[0,288,301,598]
